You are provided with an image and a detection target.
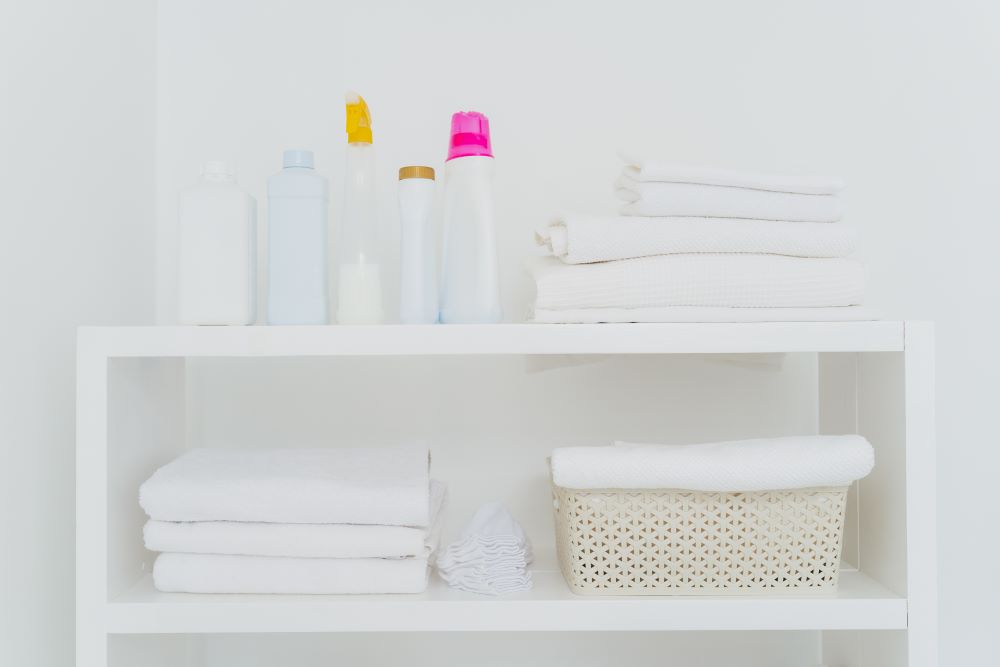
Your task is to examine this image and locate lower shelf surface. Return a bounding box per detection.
[105,570,906,634]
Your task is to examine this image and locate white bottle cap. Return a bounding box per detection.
[200,160,236,181]
[283,149,315,169]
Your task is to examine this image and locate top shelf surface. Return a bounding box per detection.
[78,321,909,357]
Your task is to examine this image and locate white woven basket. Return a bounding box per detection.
[552,483,848,595]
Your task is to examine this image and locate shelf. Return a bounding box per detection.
[106,571,906,634]
[79,321,906,357]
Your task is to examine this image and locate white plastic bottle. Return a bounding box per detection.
[267,149,329,325]
[337,92,384,324]
[398,166,438,324]
[439,111,502,323]
[177,161,257,325]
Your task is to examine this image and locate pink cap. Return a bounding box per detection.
[447,111,493,161]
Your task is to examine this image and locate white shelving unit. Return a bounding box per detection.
[77,322,936,666]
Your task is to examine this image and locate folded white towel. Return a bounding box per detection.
[616,177,842,222]
[436,503,533,596]
[551,435,874,491]
[139,443,431,526]
[530,255,864,311]
[143,482,447,559]
[619,152,844,194]
[152,553,430,594]
[532,305,872,324]
[536,214,857,264]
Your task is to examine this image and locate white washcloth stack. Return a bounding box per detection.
[139,443,446,594]
[436,503,533,595]
[532,154,866,323]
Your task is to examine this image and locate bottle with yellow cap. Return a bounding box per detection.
[337,92,384,324]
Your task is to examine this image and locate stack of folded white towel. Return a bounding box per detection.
[436,503,533,595]
[533,153,865,323]
[139,443,445,594]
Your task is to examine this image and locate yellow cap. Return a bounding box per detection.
[345,92,372,144]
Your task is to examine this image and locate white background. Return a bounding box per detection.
[3,0,1000,664]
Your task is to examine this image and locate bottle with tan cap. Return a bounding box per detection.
[398,165,438,324]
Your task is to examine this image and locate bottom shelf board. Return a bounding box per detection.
[106,570,906,634]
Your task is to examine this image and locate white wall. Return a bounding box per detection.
[2,0,999,664]
[0,1,157,665]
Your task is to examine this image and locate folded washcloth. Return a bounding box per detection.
[152,553,431,594]
[615,177,842,222]
[551,435,875,491]
[619,152,845,194]
[532,305,872,324]
[438,570,533,596]
[143,481,447,559]
[139,443,431,526]
[530,255,864,312]
[438,537,533,562]
[450,503,530,545]
[436,503,533,596]
[536,214,857,264]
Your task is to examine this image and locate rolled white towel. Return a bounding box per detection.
[618,152,844,194]
[530,255,865,311]
[536,214,858,264]
[616,176,843,222]
[139,443,431,527]
[550,435,875,491]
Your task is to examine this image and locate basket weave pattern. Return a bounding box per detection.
[553,485,848,595]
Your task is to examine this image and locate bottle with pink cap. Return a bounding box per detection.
[439,110,502,323]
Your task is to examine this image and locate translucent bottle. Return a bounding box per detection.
[267,149,329,325]
[398,166,438,324]
[177,161,257,326]
[337,92,384,324]
[439,111,502,323]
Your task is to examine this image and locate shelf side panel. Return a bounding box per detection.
[818,352,860,568]
[903,322,937,666]
[857,351,908,596]
[77,337,108,667]
[107,358,186,599]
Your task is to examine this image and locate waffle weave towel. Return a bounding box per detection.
[531,305,871,323]
[618,152,844,194]
[536,214,857,264]
[140,443,431,527]
[615,177,842,222]
[153,553,431,594]
[530,255,864,311]
[144,482,446,559]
